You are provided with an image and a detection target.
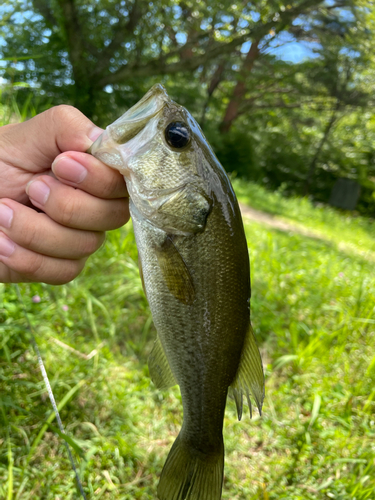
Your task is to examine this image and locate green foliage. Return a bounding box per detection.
[208,128,261,180]
[1,188,375,499]
[0,82,51,125]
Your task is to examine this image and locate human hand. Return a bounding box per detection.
[0,105,129,284]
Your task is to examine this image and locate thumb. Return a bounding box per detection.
[0,105,103,173]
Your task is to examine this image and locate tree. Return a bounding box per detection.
[0,0,350,120]
[1,0,375,214]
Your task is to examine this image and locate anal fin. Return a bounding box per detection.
[148,335,177,390]
[230,324,265,420]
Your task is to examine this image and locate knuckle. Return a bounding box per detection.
[51,259,86,285]
[102,199,129,230]
[101,172,123,198]
[20,253,45,280]
[0,263,13,283]
[22,230,37,249]
[56,193,79,227]
[50,104,82,124]
[21,217,41,248]
[48,105,88,143]
[114,200,130,227]
[11,248,85,284]
[80,232,105,257]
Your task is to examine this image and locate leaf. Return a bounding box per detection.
[309,394,321,428]
[273,354,298,369]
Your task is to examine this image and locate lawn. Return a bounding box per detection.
[233,178,375,257]
[1,184,375,499]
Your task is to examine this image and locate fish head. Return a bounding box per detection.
[90,84,234,234]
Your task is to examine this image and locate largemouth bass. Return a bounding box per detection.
[89,84,264,500]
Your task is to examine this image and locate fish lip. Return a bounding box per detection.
[108,84,170,144]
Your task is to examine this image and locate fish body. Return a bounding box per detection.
[89,85,264,500]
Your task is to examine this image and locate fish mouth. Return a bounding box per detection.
[88,84,170,171]
[109,84,170,144]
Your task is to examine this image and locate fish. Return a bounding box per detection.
[89,84,265,500]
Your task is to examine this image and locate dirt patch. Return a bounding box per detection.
[239,203,321,238]
[239,202,375,262]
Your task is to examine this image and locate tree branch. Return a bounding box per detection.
[98,0,326,87]
[93,1,143,77]
[32,0,57,26]
[56,0,86,68]
[219,39,260,133]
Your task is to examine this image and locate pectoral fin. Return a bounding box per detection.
[154,236,195,305]
[230,324,265,420]
[148,335,177,390]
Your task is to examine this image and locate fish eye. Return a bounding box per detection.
[165,121,190,149]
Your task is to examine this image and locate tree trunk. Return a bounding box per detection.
[305,99,341,194]
[56,0,95,117]
[200,62,226,128]
[73,82,96,119]
[219,39,260,134]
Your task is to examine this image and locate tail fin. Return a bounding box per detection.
[157,433,224,500]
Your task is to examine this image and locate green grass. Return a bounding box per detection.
[0,85,47,127]
[1,187,375,499]
[233,178,375,256]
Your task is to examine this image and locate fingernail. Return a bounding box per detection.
[52,156,88,184]
[26,180,50,206]
[88,127,103,142]
[0,233,15,257]
[0,204,13,228]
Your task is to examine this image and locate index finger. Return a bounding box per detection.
[52,151,128,199]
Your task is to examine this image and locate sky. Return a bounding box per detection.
[268,41,321,63]
[262,30,321,63]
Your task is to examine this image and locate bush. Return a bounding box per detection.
[207,128,261,180]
